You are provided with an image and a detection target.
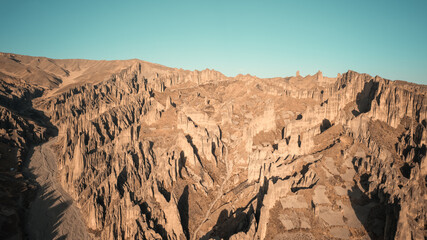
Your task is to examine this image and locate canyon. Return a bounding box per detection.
[0,52,425,240]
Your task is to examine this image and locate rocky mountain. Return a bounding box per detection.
[0,52,425,240]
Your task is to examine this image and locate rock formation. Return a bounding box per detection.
[0,52,425,239]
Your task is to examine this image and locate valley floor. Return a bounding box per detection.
[26,138,90,240]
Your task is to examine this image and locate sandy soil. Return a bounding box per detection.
[26,137,90,240]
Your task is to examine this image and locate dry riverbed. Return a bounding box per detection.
[26,137,90,240]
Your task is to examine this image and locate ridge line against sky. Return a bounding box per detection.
[0,0,426,85]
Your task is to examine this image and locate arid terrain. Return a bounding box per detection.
[0,52,425,240]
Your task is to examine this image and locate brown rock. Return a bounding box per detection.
[0,52,425,240]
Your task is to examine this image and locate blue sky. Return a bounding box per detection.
[1,0,426,84]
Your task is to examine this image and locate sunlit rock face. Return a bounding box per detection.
[1,52,426,239]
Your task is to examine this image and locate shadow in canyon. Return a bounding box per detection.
[200,206,255,240]
[200,178,268,240]
[178,186,189,239]
[355,79,379,114]
[26,181,71,240]
[348,157,399,240]
[13,89,63,239]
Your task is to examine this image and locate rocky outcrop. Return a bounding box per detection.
[0,52,425,239]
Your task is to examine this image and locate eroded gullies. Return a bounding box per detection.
[0,53,425,239]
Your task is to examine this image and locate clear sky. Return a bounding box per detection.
[1,0,426,84]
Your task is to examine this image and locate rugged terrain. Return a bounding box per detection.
[0,52,425,240]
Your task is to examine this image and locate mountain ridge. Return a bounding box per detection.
[4,51,425,88]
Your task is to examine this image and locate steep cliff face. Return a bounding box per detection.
[0,53,425,239]
[33,61,230,239]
